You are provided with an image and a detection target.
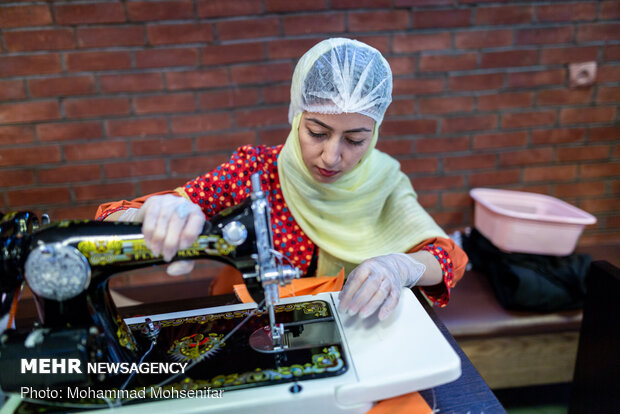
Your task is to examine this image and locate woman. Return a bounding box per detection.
[97,38,467,321]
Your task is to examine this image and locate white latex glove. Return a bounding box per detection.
[136,194,205,261]
[338,253,426,321]
[118,196,205,276]
[165,261,196,276]
[115,207,140,222]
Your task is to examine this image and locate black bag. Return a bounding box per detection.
[462,228,590,312]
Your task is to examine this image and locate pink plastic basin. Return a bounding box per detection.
[470,188,597,256]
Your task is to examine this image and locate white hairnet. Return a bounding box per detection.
[288,38,393,125]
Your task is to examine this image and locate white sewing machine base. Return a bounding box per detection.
[1,289,460,414]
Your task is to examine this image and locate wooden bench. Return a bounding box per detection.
[434,243,619,390]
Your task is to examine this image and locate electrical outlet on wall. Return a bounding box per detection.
[569,61,597,88]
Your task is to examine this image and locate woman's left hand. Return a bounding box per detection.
[338,253,426,321]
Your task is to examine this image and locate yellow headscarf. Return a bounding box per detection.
[278,113,447,277]
[279,38,447,277]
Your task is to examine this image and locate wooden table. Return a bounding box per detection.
[413,291,506,413]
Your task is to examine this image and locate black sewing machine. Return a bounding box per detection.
[0,174,462,414]
[0,174,321,398]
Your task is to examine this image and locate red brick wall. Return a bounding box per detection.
[1,0,619,248]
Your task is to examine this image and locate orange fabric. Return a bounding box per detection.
[94,190,181,220]
[369,391,432,414]
[8,287,20,330]
[408,236,468,287]
[209,236,468,300]
[407,236,468,307]
[209,266,244,295]
[233,269,345,303]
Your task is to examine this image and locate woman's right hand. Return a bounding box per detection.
[134,194,205,263]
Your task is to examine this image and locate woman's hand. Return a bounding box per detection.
[135,194,205,263]
[110,196,205,276]
[338,253,426,321]
[105,196,203,276]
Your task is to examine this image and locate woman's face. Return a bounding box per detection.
[298,112,375,183]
